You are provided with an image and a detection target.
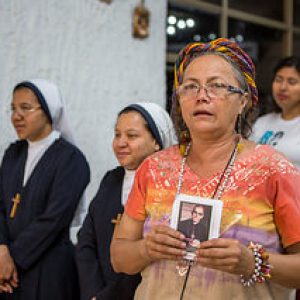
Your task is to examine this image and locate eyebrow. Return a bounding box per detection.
[114,128,140,133]
[183,76,227,83]
[11,100,35,106]
[275,75,299,81]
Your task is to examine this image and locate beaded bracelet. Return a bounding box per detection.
[240,241,272,287]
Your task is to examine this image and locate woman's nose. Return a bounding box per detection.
[195,86,210,102]
[117,136,128,147]
[278,80,288,90]
[11,109,23,120]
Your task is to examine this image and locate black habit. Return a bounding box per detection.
[177,218,209,242]
[76,166,141,300]
[0,138,90,300]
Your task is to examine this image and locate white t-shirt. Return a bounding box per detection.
[251,112,300,170]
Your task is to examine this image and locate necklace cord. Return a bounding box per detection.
[179,263,192,300]
[211,140,239,198]
[177,138,239,300]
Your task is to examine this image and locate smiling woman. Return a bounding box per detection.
[76,102,177,300]
[112,110,160,170]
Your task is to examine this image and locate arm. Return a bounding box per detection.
[197,164,300,288]
[0,172,8,246]
[269,242,300,287]
[76,200,105,300]
[196,239,300,288]
[9,151,90,271]
[111,158,186,275]
[110,213,186,275]
[0,161,19,292]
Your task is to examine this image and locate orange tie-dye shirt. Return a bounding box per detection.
[125,145,300,300]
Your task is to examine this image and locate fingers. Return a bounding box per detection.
[196,238,253,275]
[0,282,13,294]
[154,225,185,240]
[0,247,17,294]
[0,249,16,282]
[145,225,186,261]
[198,238,241,259]
[199,238,239,249]
[0,268,18,293]
[146,238,186,259]
[147,248,184,261]
[10,269,19,288]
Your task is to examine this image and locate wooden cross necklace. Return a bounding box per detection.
[10,193,21,218]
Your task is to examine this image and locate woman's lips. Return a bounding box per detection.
[276,94,289,101]
[116,152,130,158]
[193,110,213,117]
[14,125,25,132]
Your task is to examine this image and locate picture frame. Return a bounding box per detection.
[170,194,223,260]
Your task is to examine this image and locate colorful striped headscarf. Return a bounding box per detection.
[173,38,258,108]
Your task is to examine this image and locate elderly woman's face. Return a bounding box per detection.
[112,111,160,170]
[11,87,52,141]
[178,55,246,139]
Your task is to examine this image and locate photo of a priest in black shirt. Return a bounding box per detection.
[177,204,209,242]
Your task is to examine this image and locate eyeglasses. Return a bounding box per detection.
[10,105,41,117]
[192,211,204,217]
[177,82,245,100]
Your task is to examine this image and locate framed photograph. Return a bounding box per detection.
[170,194,223,261]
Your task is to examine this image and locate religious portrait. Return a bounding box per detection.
[170,194,223,261]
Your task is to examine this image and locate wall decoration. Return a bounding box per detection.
[133,0,150,39]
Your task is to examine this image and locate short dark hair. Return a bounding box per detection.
[273,56,300,75]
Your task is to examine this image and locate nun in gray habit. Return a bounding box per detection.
[76,102,177,300]
[0,79,90,300]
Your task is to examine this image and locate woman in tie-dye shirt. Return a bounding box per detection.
[111,38,300,300]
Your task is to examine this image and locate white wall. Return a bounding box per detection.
[0,0,167,202]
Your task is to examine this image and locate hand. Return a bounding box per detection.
[0,245,18,293]
[144,224,186,261]
[0,282,13,294]
[196,238,255,277]
[0,268,18,294]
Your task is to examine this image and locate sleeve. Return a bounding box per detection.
[269,168,300,248]
[0,162,9,245]
[8,150,90,270]
[76,174,110,300]
[125,159,150,221]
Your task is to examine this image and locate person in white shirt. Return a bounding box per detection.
[251,56,300,170]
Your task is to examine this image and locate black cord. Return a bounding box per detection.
[211,140,237,198]
[179,263,192,300]
[178,141,238,300]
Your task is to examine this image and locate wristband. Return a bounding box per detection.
[240,241,272,286]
